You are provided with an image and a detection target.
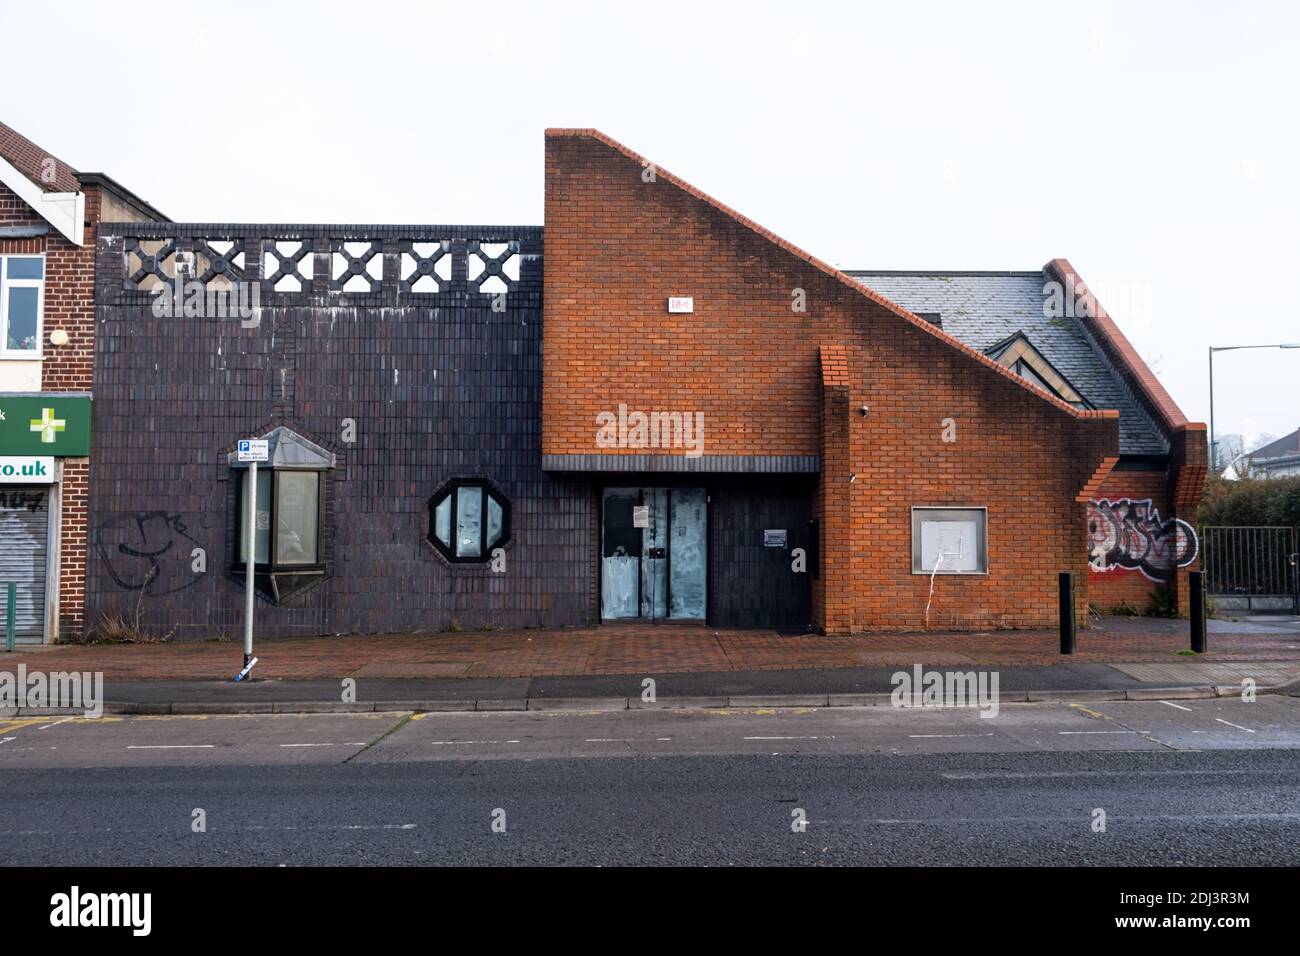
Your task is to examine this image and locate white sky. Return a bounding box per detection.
[6,0,1297,447]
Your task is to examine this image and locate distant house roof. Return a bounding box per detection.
[844,270,1170,456]
[1249,427,1300,461]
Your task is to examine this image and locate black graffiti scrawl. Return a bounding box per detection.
[1087,498,1197,582]
[96,512,202,595]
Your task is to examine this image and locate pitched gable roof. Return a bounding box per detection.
[0,121,80,194]
[0,120,84,245]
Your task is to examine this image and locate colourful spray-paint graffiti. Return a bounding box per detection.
[1087,498,1197,582]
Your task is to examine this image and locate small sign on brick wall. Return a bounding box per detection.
[667,296,694,314]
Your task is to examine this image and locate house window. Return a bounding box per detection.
[428,482,510,562]
[0,255,45,356]
[911,507,988,574]
[238,469,324,569]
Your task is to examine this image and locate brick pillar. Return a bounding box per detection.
[1168,424,1209,618]
[57,457,90,640]
[815,346,852,635]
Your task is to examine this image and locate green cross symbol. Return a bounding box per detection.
[30,407,66,444]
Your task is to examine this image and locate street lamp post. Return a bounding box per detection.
[1208,343,1300,474]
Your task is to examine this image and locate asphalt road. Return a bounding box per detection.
[2,697,1298,865]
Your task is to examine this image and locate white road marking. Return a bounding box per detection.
[0,737,16,746]
[126,745,215,750]
[872,813,1300,825]
[280,743,368,748]
[0,823,421,837]
[1214,718,1256,733]
[429,740,521,746]
[743,735,834,741]
[243,823,417,832]
[1159,700,1194,712]
[942,768,1267,780]
[584,737,674,743]
[38,717,75,730]
[1058,730,1138,735]
[910,733,996,739]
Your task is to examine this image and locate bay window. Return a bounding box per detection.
[237,469,323,569]
[228,426,334,601]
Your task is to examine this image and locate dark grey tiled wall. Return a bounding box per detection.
[88,225,598,639]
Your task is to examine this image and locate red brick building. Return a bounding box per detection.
[61,124,1201,641]
[0,122,165,642]
[542,129,1204,632]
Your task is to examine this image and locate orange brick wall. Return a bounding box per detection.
[543,131,1120,632]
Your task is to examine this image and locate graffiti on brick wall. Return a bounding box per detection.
[1087,498,1197,582]
[96,512,202,594]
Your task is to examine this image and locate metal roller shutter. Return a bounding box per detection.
[0,486,49,642]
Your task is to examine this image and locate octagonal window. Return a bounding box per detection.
[429,482,509,562]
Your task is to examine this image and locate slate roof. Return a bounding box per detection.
[845,270,1169,456]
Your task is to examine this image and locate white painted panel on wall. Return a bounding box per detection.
[920,519,978,572]
[0,360,43,391]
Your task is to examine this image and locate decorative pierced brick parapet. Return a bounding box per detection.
[100,223,540,309]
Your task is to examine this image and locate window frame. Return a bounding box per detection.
[427,481,511,563]
[0,254,46,359]
[235,468,327,574]
[910,506,989,575]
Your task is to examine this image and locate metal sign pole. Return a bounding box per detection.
[244,459,257,670]
[233,438,267,682]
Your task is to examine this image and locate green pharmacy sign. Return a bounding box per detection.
[0,396,92,456]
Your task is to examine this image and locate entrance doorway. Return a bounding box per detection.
[601,487,706,621]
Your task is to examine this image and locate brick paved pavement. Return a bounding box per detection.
[3,618,1298,681]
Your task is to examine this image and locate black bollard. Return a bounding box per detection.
[1059,572,1076,655]
[1190,571,1207,653]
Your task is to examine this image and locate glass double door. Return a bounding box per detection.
[601,487,706,620]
